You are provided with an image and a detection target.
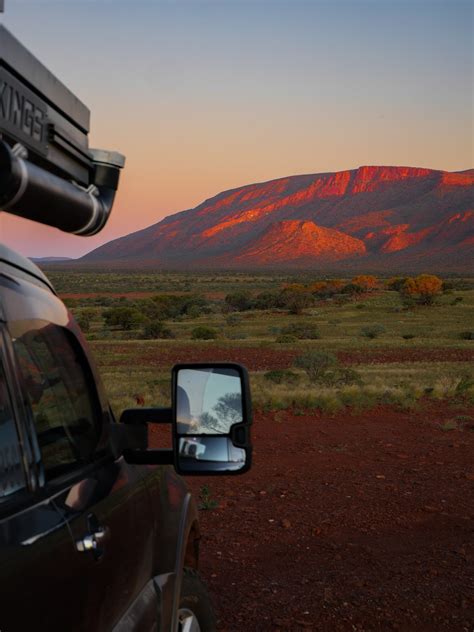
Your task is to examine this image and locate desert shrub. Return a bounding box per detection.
[455,374,474,396]
[294,351,338,381]
[355,303,366,309]
[186,305,202,319]
[361,324,386,339]
[276,334,297,343]
[400,274,443,306]
[281,323,320,339]
[103,306,145,331]
[142,321,175,339]
[385,276,408,291]
[63,297,78,308]
[320,367,362,387]
[279,285,314,315]
[75,307,97,333]
[351,275,378,292]
[342,282,364,295]
[460,331,474,340]
[333,294,351,306]
[310,279,344,298]
[293,351,361,385]
[191,326,218,340]
[264,369,300,384]
[76,315,91,332]
[254,291,280,310]
[146,294,209,319]
[226,331,248,340]
[224,291,254,312]
[226,314,242,326]
[450,296,463,306]
[402,334,416,340]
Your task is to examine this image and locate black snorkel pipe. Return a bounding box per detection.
[0,140,125,235]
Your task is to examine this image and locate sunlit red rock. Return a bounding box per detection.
[234,220,366,264]
[81,165,474,271]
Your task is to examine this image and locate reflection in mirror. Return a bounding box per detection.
[176,368,243,435]
[178,436,246,472]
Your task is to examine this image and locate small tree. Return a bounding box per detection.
[401,274,443,305]
[294,351,338,381]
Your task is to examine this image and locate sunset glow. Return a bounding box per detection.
[0,0,472,258]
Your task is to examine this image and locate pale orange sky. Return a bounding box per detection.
[1,1,472,258]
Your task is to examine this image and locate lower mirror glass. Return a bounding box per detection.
[178,436,246,472]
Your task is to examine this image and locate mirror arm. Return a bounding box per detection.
[120,407,173,425]
[123,448,174,465]
[109,423,147,458]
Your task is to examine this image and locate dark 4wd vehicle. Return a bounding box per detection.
[0,19,252,632]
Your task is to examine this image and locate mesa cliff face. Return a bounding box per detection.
[81,165,474,271]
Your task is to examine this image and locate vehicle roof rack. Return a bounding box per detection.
[0,23,125,235]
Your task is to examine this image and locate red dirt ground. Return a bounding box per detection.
[184,403,474,631]
[95,343,474,371]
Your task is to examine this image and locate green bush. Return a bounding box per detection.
[264,369,300,384]
[281,323,320,339]
[276,334,297,344]
[191,326,218,340]
[224,291,254,311]
[361,324,386,339]
[254,291,280,310]
[142,321,175,339]
[103,306,145,331]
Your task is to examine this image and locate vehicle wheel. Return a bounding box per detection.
[177,568,217,632]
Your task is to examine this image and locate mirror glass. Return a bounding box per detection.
[176,367,243,435]
[178,436,246,472]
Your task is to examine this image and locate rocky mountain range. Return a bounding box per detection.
[81,165,474,272]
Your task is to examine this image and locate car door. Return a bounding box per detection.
[0,325,86,632]
[0,270,156,631]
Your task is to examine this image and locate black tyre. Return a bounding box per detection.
[177,568,217,632]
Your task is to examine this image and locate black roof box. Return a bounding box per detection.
[0,25,91,184]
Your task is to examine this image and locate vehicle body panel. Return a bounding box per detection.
[0,255,199,631]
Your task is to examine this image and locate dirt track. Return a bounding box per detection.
[188,402,474,631]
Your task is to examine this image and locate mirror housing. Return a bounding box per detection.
[120,363,252,475]
[172,363,252,475]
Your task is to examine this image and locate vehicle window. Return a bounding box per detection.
[12,324,101,480]
[0,361,26,499]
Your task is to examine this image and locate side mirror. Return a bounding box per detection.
[172,363,252,475]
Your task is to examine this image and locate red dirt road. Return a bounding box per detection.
[188,403,474,631]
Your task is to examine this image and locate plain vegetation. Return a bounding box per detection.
[45,269,474,416]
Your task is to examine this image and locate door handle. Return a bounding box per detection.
[76,514,110,559]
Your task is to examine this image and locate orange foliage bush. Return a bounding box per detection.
[401,274,443,305]
[351,275,378,292]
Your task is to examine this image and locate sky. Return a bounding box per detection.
[0,0,472,258]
